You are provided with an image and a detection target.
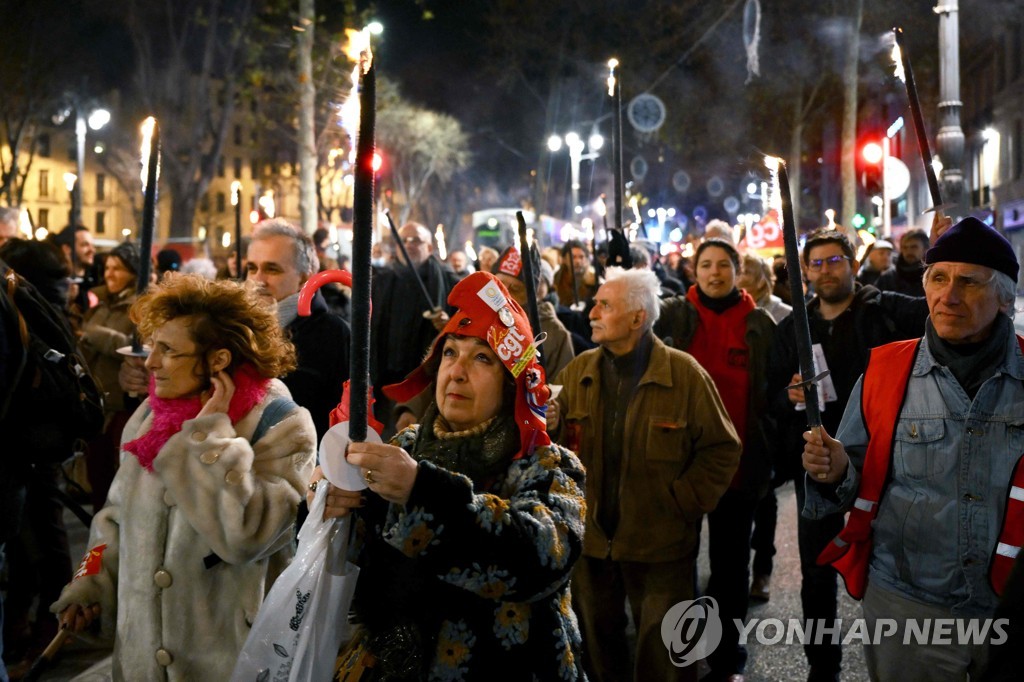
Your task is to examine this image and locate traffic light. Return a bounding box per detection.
[851,213,867,229]
[860,141,883,196]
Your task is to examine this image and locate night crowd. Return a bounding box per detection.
[1,208,1022,682]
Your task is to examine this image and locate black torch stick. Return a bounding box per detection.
[132,117,159,354]
[232,181,243,281]
[776,157,823,450]
[893,27,943,208]
[608,59,624,232]
[384,209,440,314]
[516,211,542,339]
[349,48,376,443]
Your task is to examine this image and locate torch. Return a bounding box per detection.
[348,33,376,443]
[231,180,243,280]
[892,27,943,208]
[767,156,826,476]
[516,211,543,338]
[384,209,441,315]
[607,59,624,232]
[132,117,159,353]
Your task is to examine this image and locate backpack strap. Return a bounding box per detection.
[251,396,297,444]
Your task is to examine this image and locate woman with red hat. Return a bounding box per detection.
[310,271,587,680]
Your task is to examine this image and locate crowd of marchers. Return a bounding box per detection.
[0,206,1021,682]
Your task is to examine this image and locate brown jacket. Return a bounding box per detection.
[555,336,741,562]
[80,286,137,414]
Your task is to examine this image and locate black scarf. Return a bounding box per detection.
[925,314,1011,400]
[697,286,742,314]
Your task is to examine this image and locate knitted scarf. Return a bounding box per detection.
[123,363,270,472]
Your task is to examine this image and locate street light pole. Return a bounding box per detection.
[882,136,891,237]
[935,0,964,206]
[73,108,86,227]
[566,132,584,214]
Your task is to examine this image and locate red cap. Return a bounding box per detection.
[495,246,523,278]
[383,271,551,460]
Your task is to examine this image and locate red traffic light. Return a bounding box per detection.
[862,142,883,165]
[372,152,383,172]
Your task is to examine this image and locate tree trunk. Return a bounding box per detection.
[297,0,317,236]
[840,0,863,234]
[169,182,199,244]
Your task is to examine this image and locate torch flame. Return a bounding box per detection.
[339,28,374,163]
[464,240,477,262]
[435,224,447,261]
[763,156,783,214]
[140,117,158,191]
[231,181,242,207]
[342,27,374,72]
[18,208,32,238]
[892,42,906,83]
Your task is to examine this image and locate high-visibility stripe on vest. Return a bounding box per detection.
[991,453,1024,595]
[817,335,1024,600]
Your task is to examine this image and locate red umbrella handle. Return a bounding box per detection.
[298,269,359,316]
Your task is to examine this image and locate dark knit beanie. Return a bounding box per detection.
[924,217,1018,282]
[156,248,182,274]
[109,241,141,275]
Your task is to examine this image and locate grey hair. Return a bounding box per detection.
[0,206,19,226]
[923,264,1017,320]
[603,266,661,332]
[251,219,319,276]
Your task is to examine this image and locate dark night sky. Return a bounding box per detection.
[26,0,1019,225]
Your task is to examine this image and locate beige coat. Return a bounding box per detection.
[52,380,316,682]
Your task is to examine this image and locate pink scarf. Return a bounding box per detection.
[124,363,271,472]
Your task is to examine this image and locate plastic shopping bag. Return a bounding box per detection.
[231,484,359,682]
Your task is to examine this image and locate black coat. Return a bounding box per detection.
[283,291,351,440]
[370,257,457,386]
[766,284,928,481]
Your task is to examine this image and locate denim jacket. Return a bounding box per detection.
[804,326,1024,616]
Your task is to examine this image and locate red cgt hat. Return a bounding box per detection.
[383,271,551,460]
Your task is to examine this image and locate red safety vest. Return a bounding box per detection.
[817,335,1024,600]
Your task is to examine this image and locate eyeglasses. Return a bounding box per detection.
[403,237,425,246]
[807,255,850,272]
[149,342,201,362]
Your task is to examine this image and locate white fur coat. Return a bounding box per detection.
[52,379,316,681]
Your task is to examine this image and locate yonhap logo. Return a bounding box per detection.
[661,596,723,667]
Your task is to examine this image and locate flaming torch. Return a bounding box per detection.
[892,27,943,208]
[133,117,160,353]
[766,155,825,476]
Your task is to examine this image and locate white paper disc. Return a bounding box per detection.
[318,421,381,491]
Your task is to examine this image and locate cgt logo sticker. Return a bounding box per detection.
[661,596,723,667]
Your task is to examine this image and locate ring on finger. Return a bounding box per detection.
[308,480,320,492]
[365,469,375,485]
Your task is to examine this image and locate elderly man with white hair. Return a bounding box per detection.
[804,217,1024,681]
[549,267,741,682]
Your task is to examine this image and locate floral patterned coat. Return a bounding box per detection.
[342,426,588,681]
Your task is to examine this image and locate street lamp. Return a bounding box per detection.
[72,105,110,227]
[548,130,601,217]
